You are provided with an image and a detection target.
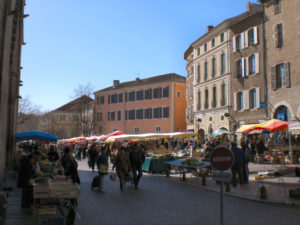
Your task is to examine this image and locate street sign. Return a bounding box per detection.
[260,102,265,109]
[212,171,232,182]
[209,146,234,171]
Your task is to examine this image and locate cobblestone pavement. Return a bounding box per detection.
[74,160,300,225]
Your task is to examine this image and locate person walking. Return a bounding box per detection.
[61,146,80,184]
[96,146,109,193]
[129,143,145,189]
[115,144,132,191]
[87,143,98,172]
[231,142,244,187]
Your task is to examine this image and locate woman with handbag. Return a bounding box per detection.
[96,146,109,193]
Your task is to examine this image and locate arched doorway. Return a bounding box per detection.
[273,105,292,122]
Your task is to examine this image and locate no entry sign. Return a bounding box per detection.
[209,146,234,171]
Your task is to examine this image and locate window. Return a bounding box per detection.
[153,107,162,119]
[162,107,169,118]
[237,59,243,78]
[221,53,226,74]
[276,63,285,88]
[108,111,115,121]
[144,108,152,119]
[274,0,281,14]
[117,110,121,121]
[97,112,103,121]
[249,55,256,74]
[136,109,144,120]
[205,89,209,109]
[191,66,194,75]
[98,96,104,105]
[163,87,169,98]
[128,91,135,101]
[197,64,201,83]
[136,90,144,101]
[211,38,215,48]
[99,127,102,134]
[108,94,111,104]
[145,89,152,100]
[128,110,135,120]
[118,93,123,103]
[249,28,255,45]
[72,114,78,121]
[204,43,207,52]
[275,23,283,48]
[237,34,242,50]
[59,114,66,121]
[134,127,139,134]
[125,110,128,120]
[212,57,216,78]
[220,33,225,42]
[204,61,208,80]
[237,92,243,111]
[177,91,181,98]
[249,89,256,109]
[153,88,162,99]
[197,47,200,56]
[212,86,217,108]
[125,92,128,102]
[197,90,201,110]
[155,126,161,132]
[111,94,117,104]
[221,83,226,106]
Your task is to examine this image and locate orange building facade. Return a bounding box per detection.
[94,73,186,135]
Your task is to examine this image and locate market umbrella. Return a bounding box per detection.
[15,131,57,142]
[244,119,291,133]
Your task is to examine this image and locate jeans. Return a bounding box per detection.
[132,165,143,187]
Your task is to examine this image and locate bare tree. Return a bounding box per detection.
[70,83,94,99]
[17,96,41,127]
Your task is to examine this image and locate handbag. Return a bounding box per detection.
[99,164,108,174]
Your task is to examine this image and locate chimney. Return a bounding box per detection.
[247,1,252,12]
[206,25,214,32]
[113,80,120,88]
[136,77,141,82]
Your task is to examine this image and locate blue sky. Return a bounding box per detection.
[20,0,258,111]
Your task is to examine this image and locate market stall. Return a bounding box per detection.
[16,131,57,143]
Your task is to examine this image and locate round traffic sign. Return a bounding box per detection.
[209,146,234,171]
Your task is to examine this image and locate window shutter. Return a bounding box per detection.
[271,66,277,90]
[233,92,237,111]
[256,87,260,108]
[243,90,249,110]
[245,57,249,76]
[241,58,245,77]
[274,25,279,47]
[244,31,249,48]
[284,62,290,87]
[254,26,258,44]
[232,36,236,52]
[240,32,244,49]
[255,53,259,73]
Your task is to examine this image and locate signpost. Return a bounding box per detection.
[210,147,234,225]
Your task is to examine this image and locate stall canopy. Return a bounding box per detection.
[16,131,57,142]
[243,119,291,133]
[288,123,300,131]
[236,124,258,133]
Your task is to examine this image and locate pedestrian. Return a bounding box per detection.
[240,136,250,183]
[115,143,132,191]
[87,143,98,172]
[231,141,244,187]
[96,145,109,193]
[61,146,80,184]
[17,149,41,208]
[129,143,145,189]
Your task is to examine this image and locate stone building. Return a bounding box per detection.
[94,73,186,135]
[40,95,94,139]
[259,0,300,122]
[0,0,25,184]
[184,46,195,132]
[230,3,267,130]
[185,22,232,135]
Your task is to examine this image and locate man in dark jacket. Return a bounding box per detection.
[231,142,244,186]
[129,143,145,189]
[115,145,132,191]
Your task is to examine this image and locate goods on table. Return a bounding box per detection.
[181,159,204,166]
